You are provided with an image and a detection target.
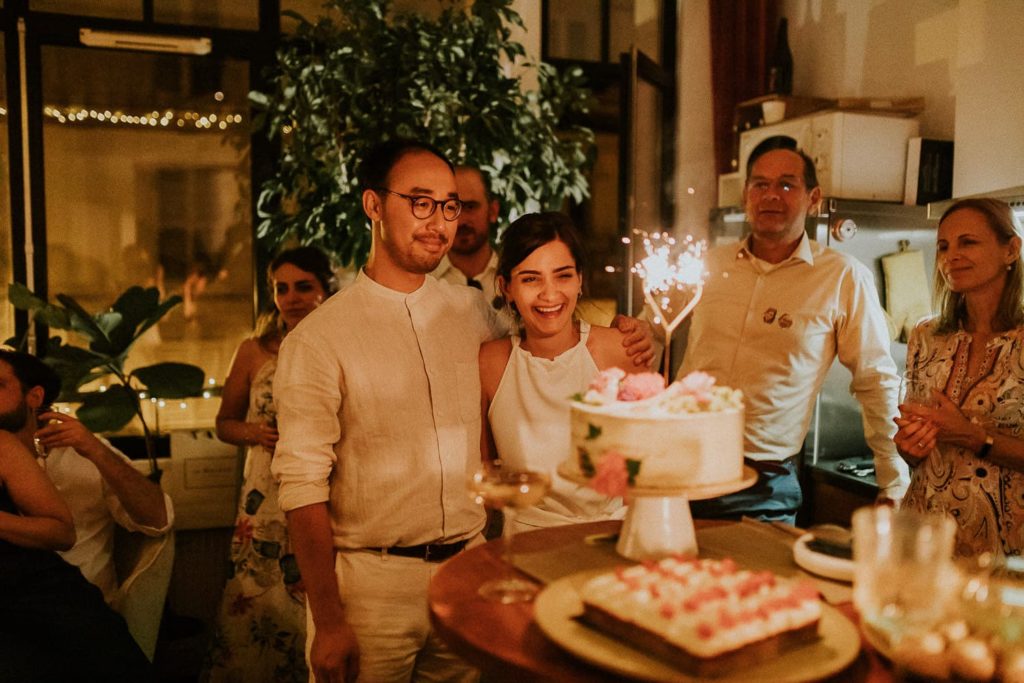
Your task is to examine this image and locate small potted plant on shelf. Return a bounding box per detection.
[5,282,206,482]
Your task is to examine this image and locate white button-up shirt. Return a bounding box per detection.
[48,443,174,602]
[431,251,500,302]
[680,234,909,497]
[272,270,506,549]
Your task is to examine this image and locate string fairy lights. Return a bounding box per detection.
[41,105,245,131]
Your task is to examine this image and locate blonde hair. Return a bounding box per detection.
[933,198,1024,334]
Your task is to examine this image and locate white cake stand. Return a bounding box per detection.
[557,462,758,560]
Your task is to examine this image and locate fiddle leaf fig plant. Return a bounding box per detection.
[253,0,594,265]
[6,282,206,480]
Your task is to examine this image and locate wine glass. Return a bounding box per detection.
[467,460,551,604]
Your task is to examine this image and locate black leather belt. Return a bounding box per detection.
[371,539,468,562]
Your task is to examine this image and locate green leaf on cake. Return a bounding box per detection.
[586,423,602,440]
[578,448,595,477]
[625,459,641,486]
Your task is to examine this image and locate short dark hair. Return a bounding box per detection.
[497,212,588,287]
[358,138,454,191]
[269,246,336,295]
[0,349,62,406]
[746,135,819,190]
[456,165,493,202]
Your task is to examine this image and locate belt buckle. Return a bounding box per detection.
[424,544,435,562]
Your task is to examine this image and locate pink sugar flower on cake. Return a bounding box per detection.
[590,450,630,498]
[617,372,666,401]
[590,367,624,394]
[677,371,717,404]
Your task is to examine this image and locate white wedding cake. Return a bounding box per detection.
[567,369,744,494]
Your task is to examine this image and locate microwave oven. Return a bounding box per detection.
[733,111,920,203]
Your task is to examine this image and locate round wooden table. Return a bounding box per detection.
[428,520,893,682]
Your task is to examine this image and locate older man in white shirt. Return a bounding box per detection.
[681,136,908,524]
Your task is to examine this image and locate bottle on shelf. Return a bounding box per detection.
[767,17,793,96]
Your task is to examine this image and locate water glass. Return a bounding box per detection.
[853,505,958,646]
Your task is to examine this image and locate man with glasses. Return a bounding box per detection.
[272,138,652,682]
[430,165,502,306]
[679,135,907,524]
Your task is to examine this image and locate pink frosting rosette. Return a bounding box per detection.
[616,372,666,401]
[590,450,630,498]
[676,370,717,404]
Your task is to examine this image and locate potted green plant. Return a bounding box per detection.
[5,282,206,481]
[252,0,594,264]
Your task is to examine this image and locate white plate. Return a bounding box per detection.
[533,570,861,683]
[792,533,854,583]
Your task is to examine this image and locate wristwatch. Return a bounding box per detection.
[978,433,995,460]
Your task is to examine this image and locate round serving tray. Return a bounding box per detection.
[557,461,758,500]
[534,569,861,682]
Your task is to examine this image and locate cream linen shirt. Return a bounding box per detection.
[431,251,499,301]
[47,442,175,602]
[272,270,506,549]
[680,234,909,498]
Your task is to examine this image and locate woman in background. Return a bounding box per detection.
[205,246,335,682]
[480,212,648,532]
[896,198,1024,557]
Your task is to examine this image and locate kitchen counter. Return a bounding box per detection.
[803,457,878,526]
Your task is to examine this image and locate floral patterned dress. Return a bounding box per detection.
[205,358,307,683]
[902,319,1024,558]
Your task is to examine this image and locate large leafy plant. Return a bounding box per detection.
[6,283,206,479]
[253,0,594,265]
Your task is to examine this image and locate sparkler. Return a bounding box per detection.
[631,231,707,381]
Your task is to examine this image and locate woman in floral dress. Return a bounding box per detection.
[895,198,1024,558]
[205,247,334,682]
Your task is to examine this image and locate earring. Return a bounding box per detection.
[1009,264,1014,272]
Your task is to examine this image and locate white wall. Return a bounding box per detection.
[783,0,1024,197]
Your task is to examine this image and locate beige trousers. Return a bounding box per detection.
[306,543,481,683]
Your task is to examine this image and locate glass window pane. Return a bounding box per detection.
[609,0,663,65]
[0,33,11,344]
[633,0,663,65]
[31,0,142,20]
[42,46,253,425]
[547,0,602,61]
[155,0,258,30]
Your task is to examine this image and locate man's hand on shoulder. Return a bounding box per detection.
[611,314,656,368]
[311,619,360,683]
[34,411,107,461]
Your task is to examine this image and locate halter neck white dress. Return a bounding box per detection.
[487,321,624,530]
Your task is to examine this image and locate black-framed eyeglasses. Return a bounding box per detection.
[375,188,462,221]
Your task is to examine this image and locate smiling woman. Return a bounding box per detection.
[479,212,649,532]
[897,198,1024,558]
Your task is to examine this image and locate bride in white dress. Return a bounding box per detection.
[479,212,650,531]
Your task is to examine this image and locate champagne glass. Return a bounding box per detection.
[467,460,551,603]
[898,370,933,408]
